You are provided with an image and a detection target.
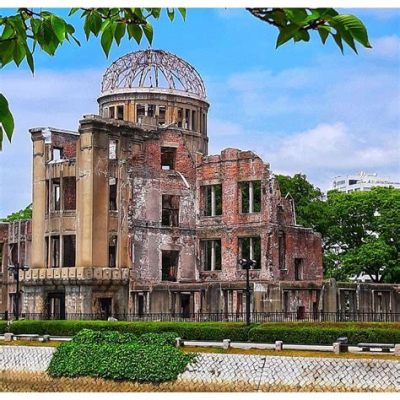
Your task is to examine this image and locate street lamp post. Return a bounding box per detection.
[239,258,256,325]
[8,263,29,320]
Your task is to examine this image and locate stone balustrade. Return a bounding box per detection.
[20,267,131,285]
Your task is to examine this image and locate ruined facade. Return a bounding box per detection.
[2,49,399,319]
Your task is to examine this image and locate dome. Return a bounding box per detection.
[101,49,207,101]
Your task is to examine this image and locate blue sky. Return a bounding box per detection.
[0,8,399,216]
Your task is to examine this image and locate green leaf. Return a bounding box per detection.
[101,24,114,57]
[83,16,91,39]
[150,8,161,19]
[0,41,14,66]
[13,42,26,66]
[143,22,153,44]
[318,26,330,44]
[114,23,126,46]
[294,29,310,42]
[1,25,15,40]
[338,26,358,54]
[333,33,344,54]
[283,8,308,25]
[69,8,79,16]
[127,23,142,44]
[178,8,186,20]
[333,14,371,48]
[0,93,14,143]
[85,12,102,37]
[30,18,41,34]
[51,15,66,42]
[25,45,34,73]
[167,8,175,22]
[276,24,300,48]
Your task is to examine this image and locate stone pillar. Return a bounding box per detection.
[76,120,109,268]
[275,340,283,351]
[30,130,46,269]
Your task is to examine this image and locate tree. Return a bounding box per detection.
[1,203,32,221]
[0,7,371,149]
[276,174,400,283]
[275,173,323,227]
[322,188,400,283]
[342,238,398,283]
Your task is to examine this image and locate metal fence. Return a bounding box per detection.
[2,311,400,322]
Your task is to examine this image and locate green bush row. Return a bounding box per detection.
[48,342,194,382]
[72,329,177,347]
[248,324,400,345]
[3,320,252,341]
[2,320,399,345]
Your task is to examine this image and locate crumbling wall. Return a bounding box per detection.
[50,131,78,159]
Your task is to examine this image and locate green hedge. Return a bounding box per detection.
[4,320,252,341]
[248,323,400,345]
[3,320,399,345]
[48,341,194,382]
[72,329,178,347]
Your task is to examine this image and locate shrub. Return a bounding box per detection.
[3,320,399,345]
[248,323,400,345]
[3,320,252,341]
[47,342,194,382]
[72,329,177,347]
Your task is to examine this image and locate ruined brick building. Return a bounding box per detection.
[1,50,399,319]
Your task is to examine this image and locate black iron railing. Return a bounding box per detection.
[3,311,400,322]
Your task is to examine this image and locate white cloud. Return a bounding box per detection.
[208,119,244,136]
[371,35,400,59]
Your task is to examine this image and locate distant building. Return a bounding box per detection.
[332,172,400,193]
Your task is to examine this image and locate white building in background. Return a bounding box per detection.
[332,172,400,193]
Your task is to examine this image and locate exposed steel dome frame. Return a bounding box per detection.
[101,49,207,101]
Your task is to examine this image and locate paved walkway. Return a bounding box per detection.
[1,346,399,391]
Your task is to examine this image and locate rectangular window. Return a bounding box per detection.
[278,231,286,270]
[45,180,49,213]
[202,240,222,271]
[294,258,303,281]
[177,108,183,128]
[63,177,76,210]
[161,147,176,170]
[162,250,179,281]
[116,105,124,120]
[45,237,49,268]
[109,177,117,211]
[52,179,61,211]
[161,195,179,227]
[52,147,63,161]
[148,104,156,118]
[136,104,145,122]
[109,236,117,267]
[51,236,60,268]
[203,184,222,216]
[184,109,190,129]
[240,181,261,213]
[191,110,196,131]
[109,106,115,119]
[239,237,261,269]
[109,139,117,160]
[63,235,76,267]
[158,106,166,125]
